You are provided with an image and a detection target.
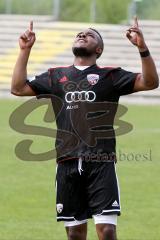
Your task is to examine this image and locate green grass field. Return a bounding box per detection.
[0,98,160,240]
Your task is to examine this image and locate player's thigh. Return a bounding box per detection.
[65,223,87,240]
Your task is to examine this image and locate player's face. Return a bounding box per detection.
[72,29,100,57]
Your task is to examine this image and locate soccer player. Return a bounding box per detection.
[11,17,159,240]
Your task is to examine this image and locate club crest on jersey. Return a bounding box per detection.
[87,74,99,85]
[56,203,63,213]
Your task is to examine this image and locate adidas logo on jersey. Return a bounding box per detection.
[112,200,119,207]
[59,76,68,83]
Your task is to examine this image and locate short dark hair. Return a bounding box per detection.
[89,28,104,58]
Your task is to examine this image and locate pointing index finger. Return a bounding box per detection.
[134,16,139,27]
[29,21,33,31]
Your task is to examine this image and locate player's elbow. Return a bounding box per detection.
[11,86,23,96]
[11,89,20,96]
[11,83,36,96]
[154,78,159,89]
[144,75,159,90]
[149,77,159,90]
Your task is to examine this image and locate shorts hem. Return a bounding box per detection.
[64,219,87,227]
[94,209,121,216]
[57,216,76,222]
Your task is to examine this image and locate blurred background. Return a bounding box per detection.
[0,1,160,240]
[1,0,160,22]
[0,0,160,101]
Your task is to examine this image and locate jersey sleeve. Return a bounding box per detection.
[26,71,51,95]
[112,68,139,95]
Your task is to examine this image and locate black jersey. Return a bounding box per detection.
[27,64,138,162]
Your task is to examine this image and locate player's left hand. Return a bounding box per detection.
[126,16,147,50]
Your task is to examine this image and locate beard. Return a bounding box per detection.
[72,47,95,57]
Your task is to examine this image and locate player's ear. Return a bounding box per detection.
[96,47,102,55]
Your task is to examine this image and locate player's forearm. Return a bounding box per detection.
[11,49,31,93]
[139,47,159,89]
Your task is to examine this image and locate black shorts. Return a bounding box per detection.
[56,160,120,222]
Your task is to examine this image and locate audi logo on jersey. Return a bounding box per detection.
[65,91,96,103]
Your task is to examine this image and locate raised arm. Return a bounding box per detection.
[126,17,159,92]
[11,21,36,96]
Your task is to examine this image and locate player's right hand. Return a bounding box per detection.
[19,21,36,50]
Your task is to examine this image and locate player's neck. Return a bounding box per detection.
[73,57,96,66]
